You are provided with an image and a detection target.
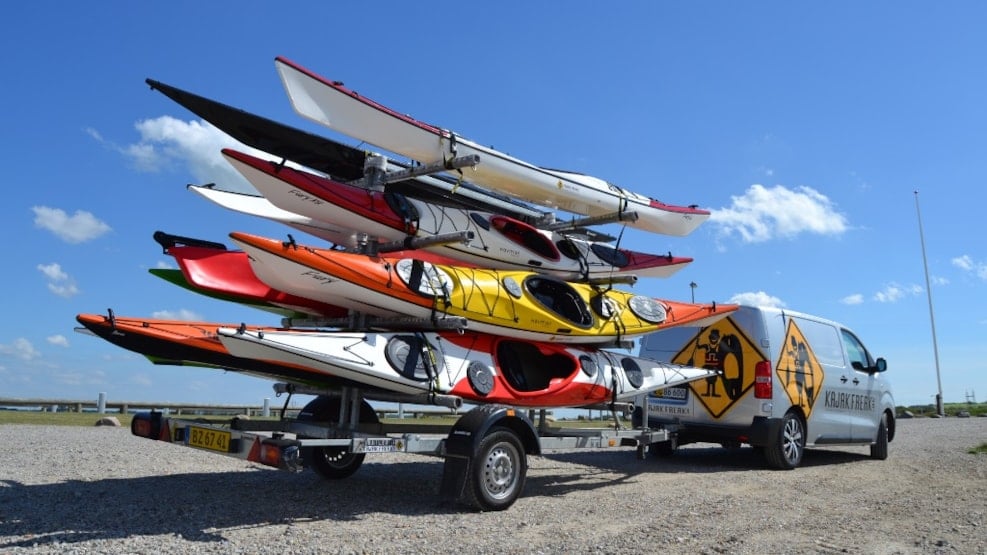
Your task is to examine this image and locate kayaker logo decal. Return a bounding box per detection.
[668,317,764,419]
[776,320,824,419]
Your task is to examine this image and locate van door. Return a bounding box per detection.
[840,329,882,443]
[779,316,852,444]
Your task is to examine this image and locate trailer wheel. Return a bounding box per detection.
[464,426,527,511]
[870,413,889,460]
[297,396,379,480]
[764,410,805,470]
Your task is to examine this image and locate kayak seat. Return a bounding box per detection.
[525,277,593,328]
[497,341,575,391]
[491,216,560,261]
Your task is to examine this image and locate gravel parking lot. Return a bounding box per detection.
[1,417,984,554]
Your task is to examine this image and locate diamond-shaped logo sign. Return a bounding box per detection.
[670,317,764,419]
[775,319,824,419]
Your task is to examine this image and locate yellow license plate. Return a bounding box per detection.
[188,426,232,453]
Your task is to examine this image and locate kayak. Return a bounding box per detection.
[76,312,715,408]
[224,148,693,281]
[186,184,366,248]
[217,326,717,407]
[154,231,350,319]
[229,231,736,344]
[146,77,549,222]
[148,268,310,319]
[275,56,711,236]
[74,312,351,388]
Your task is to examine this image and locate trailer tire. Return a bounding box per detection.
[464,426,526,511]
[870,413,889,460]
[764,410,805,470]
[297,396,379,480]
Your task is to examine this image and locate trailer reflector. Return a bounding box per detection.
[259,444,282,467]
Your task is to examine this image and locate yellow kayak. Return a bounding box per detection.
[230,232,736,345]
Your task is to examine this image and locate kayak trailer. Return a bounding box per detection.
[130,383,678,511]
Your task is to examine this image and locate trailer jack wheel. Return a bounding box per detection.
[464,427,527,511]
[308,446,365,480]
[296,395,378,480]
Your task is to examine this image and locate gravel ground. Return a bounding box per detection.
[0,418,984,554]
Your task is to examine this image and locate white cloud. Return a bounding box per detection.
[151,308,203,321]
[710,184,849,243]
[0,338,40,360]
[47,335,69,347]
[952,255,987,280]
[840,294,864,305]
[727,291,786,308]
[37,262,68,281]
[155,260,174,269]
[37,263,80,298]
[873,282,923,303]
[54,369,106,387]
[32,206,111,244]
[131,373,153,387]
[121,116,261,193]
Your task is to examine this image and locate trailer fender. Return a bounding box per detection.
[439,405,539,506]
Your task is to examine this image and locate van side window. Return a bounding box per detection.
[793,318,844,367]
[841,330,874,370]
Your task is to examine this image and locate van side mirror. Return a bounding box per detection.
[852,358,888,373]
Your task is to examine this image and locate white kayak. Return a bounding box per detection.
[222,148,693,281]
[187,184,357,246]
[275,56,711,237]
[216,326,716,407]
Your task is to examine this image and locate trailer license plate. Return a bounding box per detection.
[363,438,395,452]
[188,426,232,453]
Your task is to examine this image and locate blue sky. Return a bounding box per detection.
[1,2,984,408]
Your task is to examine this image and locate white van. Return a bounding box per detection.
[637,305,895,469]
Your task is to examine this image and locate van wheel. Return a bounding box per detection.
[870,413,889,460]
[651,436,677,458]
[765,411,805,470]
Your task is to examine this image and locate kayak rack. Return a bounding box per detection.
[273,383,464,411]
[280,314,469,333]
[359,229,475,256]
[360,153,481,191]
[545,210,640,232]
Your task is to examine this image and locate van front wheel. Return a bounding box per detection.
[765,411,805,470]
[870,413,889,460]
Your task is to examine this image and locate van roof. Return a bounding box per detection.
[735,304,849,331]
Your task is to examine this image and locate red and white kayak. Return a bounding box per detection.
[76,311,716,408]
[223,149,693,281]
[275,56,711,236]
[217,326,716,407]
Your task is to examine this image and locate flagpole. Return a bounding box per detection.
[914,190,944,416]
